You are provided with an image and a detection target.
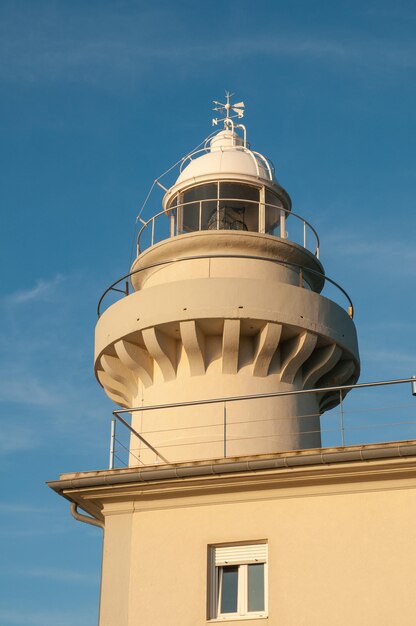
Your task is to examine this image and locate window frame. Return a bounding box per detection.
[175,181,263,235]
[168,183,286,239]
[208,542,268,621]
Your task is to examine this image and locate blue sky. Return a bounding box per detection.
[1,1,415,624]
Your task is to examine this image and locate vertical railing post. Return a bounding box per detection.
[223,402,227,458]
[303,221,307,249]
[199,200,202,230]
[169,210,175,238]
[109,418,116,469]
[259,188,266,234]
[339,389,345,447]
[177,200,183,235]
[280,209,286,239]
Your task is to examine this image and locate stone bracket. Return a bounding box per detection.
[180,320,206,376]
[142,327,177,381]
[280,331,318,384]
[115,339,154,388]
[302,343,342,389]
[252,322,282,377]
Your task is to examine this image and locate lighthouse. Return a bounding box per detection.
[49,96,416,626]
[95,93,360,464]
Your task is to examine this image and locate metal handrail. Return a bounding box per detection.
[115,378,415,415]
[137,198,320,256]
[97,253,354,318]
[110,377,416,468]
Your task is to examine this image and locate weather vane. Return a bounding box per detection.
[212,91,245,126]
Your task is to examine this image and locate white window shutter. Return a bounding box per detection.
[214,543,267,566]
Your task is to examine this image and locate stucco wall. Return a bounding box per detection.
[98,466,416,626]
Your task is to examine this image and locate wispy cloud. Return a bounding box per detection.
[7,36,416,82]
[0,526,71,539]
[1,4,416,87]
[0,503,51,514]
[362,348,416,367]
[0,502,75,538]
[0,424,39,453]
[0,269,111,460]
[329,238,416,262]
[220,36,416,71]
[0,565,98,584]
[359,4,416,20]
[0,372,62,407]
[4,275,64,305]
[324,232,416,276]
[0,608,96,626]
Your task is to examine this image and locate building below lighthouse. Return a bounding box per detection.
[48,96,416,626]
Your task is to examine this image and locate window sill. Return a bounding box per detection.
[208,616,268,623]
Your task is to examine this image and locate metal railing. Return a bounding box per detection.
[179,145,276,179]
[108,377,416,469]
[137,199,320,257]
[97,253,353,318]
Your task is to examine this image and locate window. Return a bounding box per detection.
[177,182,261,234]
[218,183,259,232]
[209,542,268,621]
[182,183,217,232]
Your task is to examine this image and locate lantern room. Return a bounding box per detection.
[161,122,292,241]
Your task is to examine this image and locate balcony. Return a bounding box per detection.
[137,198,320,258]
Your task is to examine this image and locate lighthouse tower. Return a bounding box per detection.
[49,97,416,626]
[95,94,360,463]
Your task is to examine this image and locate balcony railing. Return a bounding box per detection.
[108,377,416,469]
[136,199,320,258]
[97,253,354,318]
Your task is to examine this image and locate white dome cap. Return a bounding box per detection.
[163,127,290,209]
[176,129,275,185]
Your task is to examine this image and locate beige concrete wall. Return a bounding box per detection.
[98,468,416,626]
[99,511,133,625]
[130,383,322,464]
[130,231,324,292]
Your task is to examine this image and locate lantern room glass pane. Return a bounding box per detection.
[183,183,218,204]
[168,196,177,209]
[220,566,238,614]
[220,182,259,202]
[182,184,217,233]
[248,563,265,612]
[265,189,283,235]
[217,183,259,232]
